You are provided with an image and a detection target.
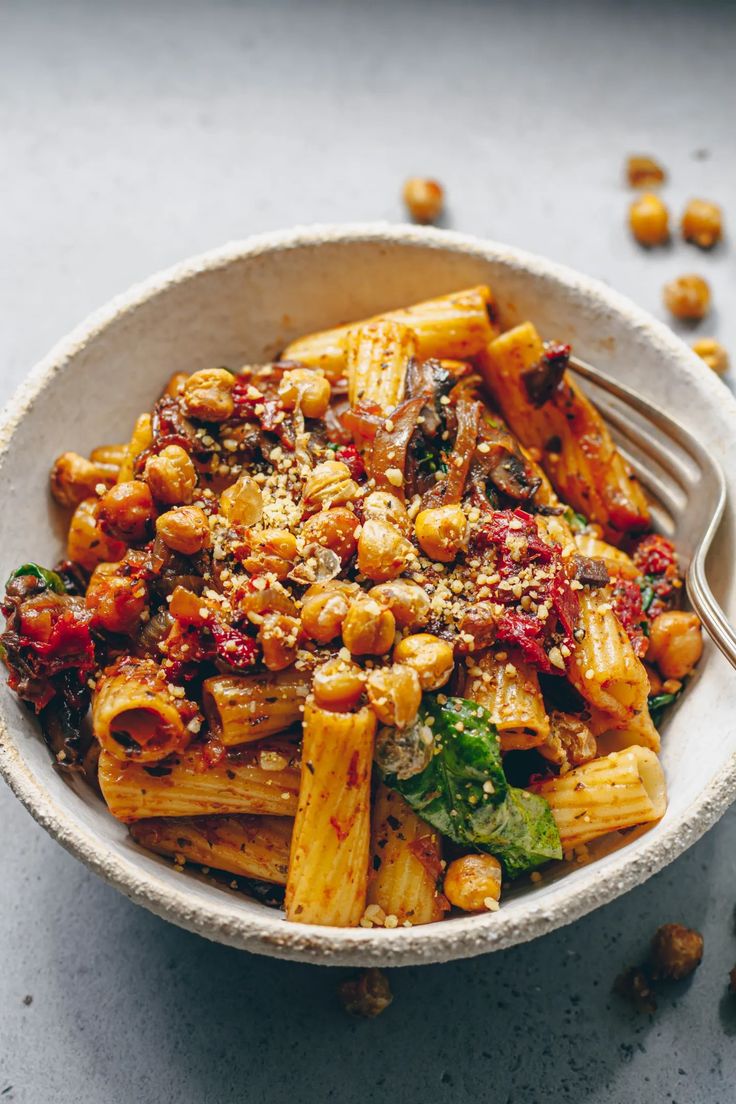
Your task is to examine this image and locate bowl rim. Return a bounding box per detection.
[2,221,735,966]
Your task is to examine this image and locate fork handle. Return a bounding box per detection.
[687,557,736,670]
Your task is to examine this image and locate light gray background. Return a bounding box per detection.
[1,2,735,1102]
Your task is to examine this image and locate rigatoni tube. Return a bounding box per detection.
[202,669,311,746]
[98,739,300,821]
[130,815,292,884]
[345,321,417,413]
[530,746,666,849]
[285,701,375,926]
[282,285,499,381]
[93,659,197,763]
[367,784,446,926]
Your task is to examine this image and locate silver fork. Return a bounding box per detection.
[568,356,736,669]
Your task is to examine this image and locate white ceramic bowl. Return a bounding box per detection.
[2,224,736,966]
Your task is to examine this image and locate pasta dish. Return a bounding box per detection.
[0,286,703,928]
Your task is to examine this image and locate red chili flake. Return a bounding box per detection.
[330,816,349,842]
[335,445,366,481]
[346,750,361,788]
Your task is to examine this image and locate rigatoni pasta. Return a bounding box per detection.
[1,282,700,930]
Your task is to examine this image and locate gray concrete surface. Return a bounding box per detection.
[1,1,735,1101]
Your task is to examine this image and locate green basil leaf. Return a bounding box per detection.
[383,696,562,877]
[7,563,66,594]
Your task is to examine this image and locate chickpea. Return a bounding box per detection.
[257,612,300,672]
[626,155,666,189]
[50,451,117,508]
[629,193,669,247]
[155,505,211,555]
[357,518,412,583]
[692,337,729,375]
[363,490,411,535]
[663,274,711,321]
[366,664,421,728]
[85,560,148,635]
[393,632,454,690]
[89,444,127,468]
[649,923,704,981]
[67,497,126,570]
[402,177,444,224]
[98,480,156,543]
[302,461,360,515]
[300,582,356,643]
[647,610,703,680]
[144,445,197,505]
[164,371,189,398]
[443,854,502,912]
[182,368,235,422]
[312,657,365,712]
[220,474,264,526]
[239,528,297,580]
[414,504,467,563]
[278,367,331,418]
[681,198,723,249]
[369,579,430,630]
[342,595,396,656]
[301,507,359,562]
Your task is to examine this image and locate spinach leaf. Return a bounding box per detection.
[383,696,562,877]
[638,575,656,613]
[7,563,66,594]
[648,688,682,727]
[564,507,588,533]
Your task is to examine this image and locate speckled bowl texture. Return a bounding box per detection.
[2,224,735,966]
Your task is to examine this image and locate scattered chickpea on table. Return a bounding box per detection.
[402,176,444,224]
[663,273,711,322]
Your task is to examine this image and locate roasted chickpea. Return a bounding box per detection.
[342,595,396,656]
[155,505,211,555]
[363,490,411,535]
[681,198,723,249]
[301,507,360,562]
[414,504,467,563]
[357,518,412,583]
[629,193,669,247]
[663,274,711,321]
[649,923,704,981]
[300,581,357,643]
[98,480,156,543]
[647,610,703,680]
[402,177,444,224]
[692,337,729,375]
[302,461,360,515]
[164,371,189,398]
[67,498,126,570]
[443,854,502,912]
[89,443,127,468]
[144,445,197,505]
[278,367,331,418]
[239,528,297,580]
[366,664,421,728]
[182,368,235,422]
[312,657,365,712]
[85,560,149,635]
[220,474,264,526]
[626,155,666,188]
[394,632,454,690]
[257,611,300,672]
[50,451,117,508]
[368,579,430,630]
